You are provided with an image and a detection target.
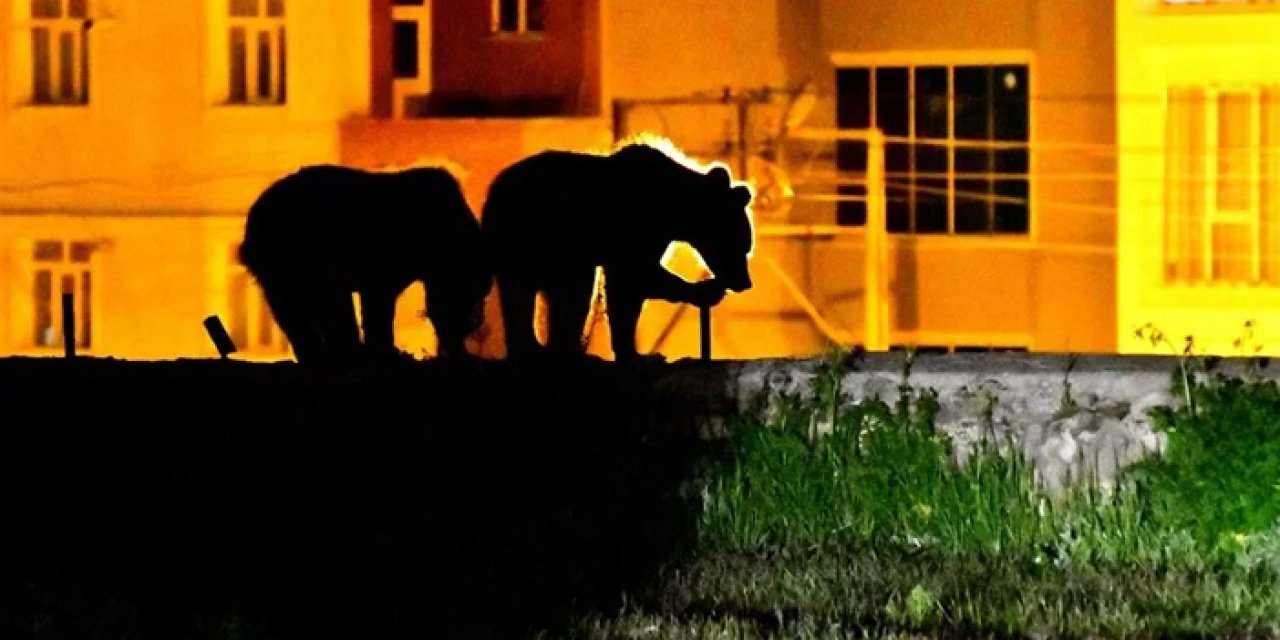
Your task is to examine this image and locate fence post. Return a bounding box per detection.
[699,304,711,361]
[203,315,238,359]
[61,292,75,359]
[864,128,890,352]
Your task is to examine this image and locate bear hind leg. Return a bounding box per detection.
[544,267,598,358]
[496,272,540,361]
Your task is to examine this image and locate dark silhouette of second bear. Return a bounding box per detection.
[239,164,490,366]
[480,140,755,362]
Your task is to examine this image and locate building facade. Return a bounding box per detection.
[1116,0,1280,356]
[2,1,1271,362]
[0,0,369,360]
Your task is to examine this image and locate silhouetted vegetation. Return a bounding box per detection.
[4,353,1280,639]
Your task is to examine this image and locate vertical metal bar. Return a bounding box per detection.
[737,98,750,181]
[865,129,889,352]
[62,291,75,358]
[699,304,711,361]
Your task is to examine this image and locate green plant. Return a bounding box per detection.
[1134,322,1203,417]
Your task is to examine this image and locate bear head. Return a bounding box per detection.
[687,164,755,294]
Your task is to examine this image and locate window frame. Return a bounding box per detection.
[22,238,99,352]
[490,0,546,39]
[11,0,93,107]
[211,0,288,108]
[1162,83,1276,286]
[391,0,431,117]
[830,50,1036,239]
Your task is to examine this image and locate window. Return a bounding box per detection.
[227,245,290,356]
[30,0,90,105]
[835,63,1030,234]
[1163,85,1280,284]
[31,240,94,349]
[492,0,546,35]
[228,0,285,105]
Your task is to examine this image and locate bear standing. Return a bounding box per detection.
[239,164,490,366]
[480,140,755,362]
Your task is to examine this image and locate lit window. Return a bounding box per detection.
[227,244,290,356]
[492,0,546,35]
[228,0,286,105]
[32,240,94,349]
[30,0,90,105]
[835,63,1030,234]
[1163,85,1280,285]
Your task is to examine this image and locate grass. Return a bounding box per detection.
[566,346,1280,638]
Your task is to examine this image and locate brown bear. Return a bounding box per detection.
[238,164,490,366]
[479,138,755,362]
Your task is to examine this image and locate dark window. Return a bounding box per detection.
[393,20,419,78]
[835,63,1031,234]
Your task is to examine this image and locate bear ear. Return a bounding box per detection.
[707,166,731,188]
[731,185,752,208]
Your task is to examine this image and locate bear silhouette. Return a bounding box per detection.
[480,140,754,362]
[238,164,490,366]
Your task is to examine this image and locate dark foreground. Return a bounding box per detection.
[0,356,726,640]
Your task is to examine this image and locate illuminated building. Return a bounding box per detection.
[1,1,1273,360]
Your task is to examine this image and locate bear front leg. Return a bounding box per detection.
[602,268,651,363]
[259,282,325,365]
[359,286,401,360]
[314,289,364,366]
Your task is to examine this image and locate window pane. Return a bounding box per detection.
[1218,92,1254,211]
[229,27,247,102]
[31,0,60,18]
[35,240,63,261]
[32,27,52,103]
[60,274,75,346]
[230,271,249,350]
[67,0,86,18]
[499,0,519,31]
[954,63,993,234]
[266,0,283,17]
[393,20,419,78]
[80,271,91,347]
[527,0,547,31]
[278,27,286,103]
[256,30,273,100]
[875,67,909,136]
[953,66,991,141]
[231,0,258,17]
[914,66,948,139]
[875,68,910,231]
[70,241,93,262]
[58,31,75,100]
[994,179,1030,233]
[257,292,274,348]
[34,271,53,346]
[836,67,871,226]
[993,65,1029,142]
